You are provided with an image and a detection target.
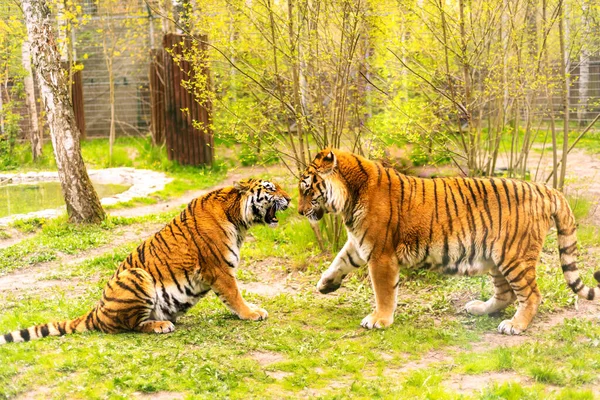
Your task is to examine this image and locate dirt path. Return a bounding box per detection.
[0,228,33,250]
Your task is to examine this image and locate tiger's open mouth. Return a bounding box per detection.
[265,201,288,227]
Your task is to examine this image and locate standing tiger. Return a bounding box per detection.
[298,149,600,335]
[0,178,290,344]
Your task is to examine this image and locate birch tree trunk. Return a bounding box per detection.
[21,0,106,223]
[22,40,43,160]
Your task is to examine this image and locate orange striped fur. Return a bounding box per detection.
[1,179,290,345]
[298,149,600,335]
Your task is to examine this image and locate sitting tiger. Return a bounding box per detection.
[298,148,600,335]
[1,178,290,344]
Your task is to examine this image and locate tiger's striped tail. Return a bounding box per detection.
[0,308,96,345]
[553,192,600,300]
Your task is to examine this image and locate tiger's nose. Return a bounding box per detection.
[281,195,291,210]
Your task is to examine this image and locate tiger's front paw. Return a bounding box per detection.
[317,275,341,294]
[240,305,269,321]
[497,319,526,335]
[465,300,488,316]
[360,313,394,329]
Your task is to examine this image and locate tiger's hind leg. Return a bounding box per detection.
[96,268,173,334]
[496,260,542,335]
[465,267,516,315]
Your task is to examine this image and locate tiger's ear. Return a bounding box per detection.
[234,179,253,193]
[316,151,337,175]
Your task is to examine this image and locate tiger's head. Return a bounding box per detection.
[298,149,347,221]
[236,178,291,227]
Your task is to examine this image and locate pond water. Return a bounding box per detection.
[0,181,131,218]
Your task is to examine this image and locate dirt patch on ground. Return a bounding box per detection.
[535,300,600,329]
[446,372,598,396]
[250,350,287,366]
[384,349,455,377]
[133,392,187,400]
[466,301,600,351]
[250,350,292,379]
[300,381,350,397]
[265,370,293,380]
[15,386,53,400]
[0,229,34,250]
[445,371,528,394]
[470,332,531,351]
[0,223,163,294]
[239,257,305,297]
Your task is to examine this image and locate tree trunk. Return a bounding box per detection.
[558,0,569,191]
[577,1,590,126]
[21,0,105,224]
[287,0,307,173]
[458,0,474,172]
[21,40,43,161]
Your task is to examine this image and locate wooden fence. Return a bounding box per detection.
[150,33,213,166]
[71,68,86,139]
[149,49,165,146]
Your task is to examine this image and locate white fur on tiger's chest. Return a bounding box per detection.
[325,178,347,213]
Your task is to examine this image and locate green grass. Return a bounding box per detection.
[10,217,47,233]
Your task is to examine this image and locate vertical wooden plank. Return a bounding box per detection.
[71,68,86,140]
[149,49,165,146]
[201,35,213,165]
[187,36,200,166]
[195,36,206,165]
[150,49,158,145]
[177,36,188,165]
[158,51,165,146]
[172,35,183,163]
[163,35,175,160]
[181,38,191,165]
